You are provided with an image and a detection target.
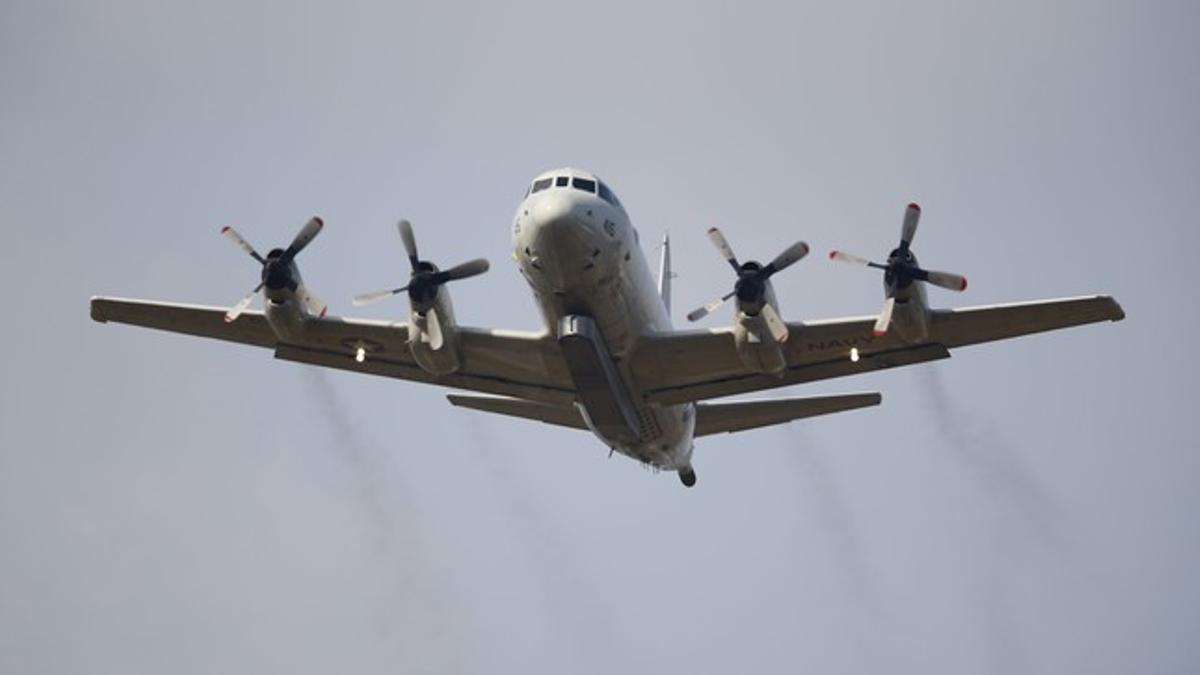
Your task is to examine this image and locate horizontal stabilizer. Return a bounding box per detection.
[694,392,881,436]
[446,395,588,431]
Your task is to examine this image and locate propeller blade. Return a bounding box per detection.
[760,303,790,343]
[297,286,328,318]
[829,250,872,266]
[686,291,736,322]
[763,241,809,276]
[352,286,408,306]
[398,219,419,270]
[918,269,968,291]
[873,296,896,336]
[284,216,324,259]
[221,226,265,264]
[900,202,920,248]
[437,258,490,283]
[829,250,890,271]
[224,282,263,323]
[706,227,741,272]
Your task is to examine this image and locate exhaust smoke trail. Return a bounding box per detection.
[460,417,626,675]
[301,368,464,674]
[779,426,877,601]
[916,365,1069,674]
[303,367,398,554]
[916,366,1067,547]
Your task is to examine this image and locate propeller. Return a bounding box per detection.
[686,227,809,343]
[828,203,966,335]
[220,217,327,322]
[353,219,490,308]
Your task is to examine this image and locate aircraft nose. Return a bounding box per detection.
[531,192,581,233]
[523,191,600,292]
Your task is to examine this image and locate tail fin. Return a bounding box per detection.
[658,232,672,317]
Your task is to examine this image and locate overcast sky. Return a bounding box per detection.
[2,0,1198,673]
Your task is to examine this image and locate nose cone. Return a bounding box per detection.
[529,191,599,253]
[523,191,601,292]
[531,192,582,232]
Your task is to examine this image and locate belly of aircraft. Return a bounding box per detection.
[525,252,691,468]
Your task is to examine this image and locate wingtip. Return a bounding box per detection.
[1105,296,1126,321]
[89,296,108,322]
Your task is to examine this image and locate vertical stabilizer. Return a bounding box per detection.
[658,233,672,317]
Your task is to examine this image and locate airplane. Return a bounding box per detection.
[90,167,1125,487]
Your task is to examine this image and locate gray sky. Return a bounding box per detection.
[2,0,1197,673]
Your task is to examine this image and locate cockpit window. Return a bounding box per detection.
[556,176,569,187]
[531,178,552,194]
[597,181,622,208]
[572,178,597,193]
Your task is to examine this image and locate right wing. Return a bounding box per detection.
[90,296,577,405]
[633,295,1124,404]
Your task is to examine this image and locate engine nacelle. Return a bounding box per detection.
[262,265,319,344]
[733,282,786,375]
[886,280,931,344]
[264,295,307,343]
[408,288,461,375]
[733,313,787,375]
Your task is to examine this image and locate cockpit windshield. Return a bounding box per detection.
[597,181,622,208]
[528,174,622,209]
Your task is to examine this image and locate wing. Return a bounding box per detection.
[632,295,1124,404]
[90,296,576,405]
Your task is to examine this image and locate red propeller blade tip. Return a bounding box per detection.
[313,217,324,227]
[907,202,920,212]
[220,225,230,234]
[872,329,887,337]
[960,277,968,291]
[828,250,838,260]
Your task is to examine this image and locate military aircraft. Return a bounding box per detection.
[90,168,1124,487]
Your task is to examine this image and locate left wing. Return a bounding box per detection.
[632,295,1124,404]
[90,296,576,405]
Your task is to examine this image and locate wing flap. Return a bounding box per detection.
[695,392,882,436]
[275,344,576,405]
[644,343,949,405]
[446,395,588,430]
